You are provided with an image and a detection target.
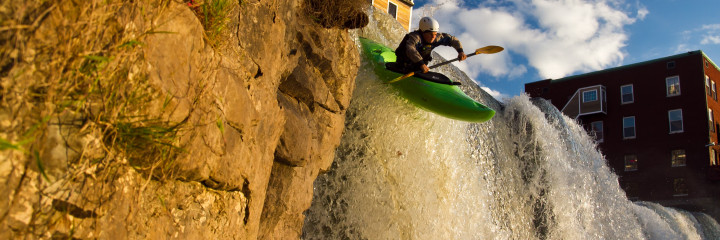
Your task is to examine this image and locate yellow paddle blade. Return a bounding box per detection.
[474,45,504,54]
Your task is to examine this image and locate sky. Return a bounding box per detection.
[408,0,720,100]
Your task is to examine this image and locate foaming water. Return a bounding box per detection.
[302,11,719,239]
[302,59,494,239]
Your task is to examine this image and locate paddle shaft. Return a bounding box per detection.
[427,52,480,70]
[386,45,503,84]
[387,52,477,84]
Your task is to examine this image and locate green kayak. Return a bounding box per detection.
[358,37,495,123]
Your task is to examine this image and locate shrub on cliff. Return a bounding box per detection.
[306,0,369,29]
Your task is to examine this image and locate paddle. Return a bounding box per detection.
[386,45,504,84]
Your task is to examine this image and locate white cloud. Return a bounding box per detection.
[700,24,720,45]
[481,86,509,101]
[702,24,720,31]
[673,44,692,54]
[636,3,649,20]
[675,23,720,48]
[701,35,720,45]
[415,0,641,80]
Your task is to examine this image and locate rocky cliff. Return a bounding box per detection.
[0,0,366,239]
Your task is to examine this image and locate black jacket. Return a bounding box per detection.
[395,30,464,69]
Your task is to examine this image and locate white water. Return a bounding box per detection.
[302,10,720,239]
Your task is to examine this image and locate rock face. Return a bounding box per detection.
[0,0,362,239]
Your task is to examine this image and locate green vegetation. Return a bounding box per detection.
[187,0,232,47]
[216,116,225,134]
[0,116,50,151]
[0,1,186,181]
[0,0,228,236]
[0,137,22,151]
[109,117,184,175]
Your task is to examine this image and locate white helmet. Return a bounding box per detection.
[418,17,439,32]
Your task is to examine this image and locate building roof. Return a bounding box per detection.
[527,50,719,85]
[397,0,414,6]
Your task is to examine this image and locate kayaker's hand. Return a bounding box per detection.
[421,64,430,73]
[458,52,467,62]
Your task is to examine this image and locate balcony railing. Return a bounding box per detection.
[561,85,607,119]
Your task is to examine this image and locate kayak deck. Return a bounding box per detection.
[359,37,495,123]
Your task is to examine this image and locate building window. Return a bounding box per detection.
[668,109,683,133]
[706,75,711,96]
[711,149,718,166]
[625,154,638,171]
[713,80,718,101]
[388,1,398,19]
[666,76,680,96]
[582,89,598,102]
[667,61,676,69]
[709,108,715,133]
[671,149,686,167]
[623,116,636,139]
[591,121,603,142]
[621,84,634,104]
[673,178,688,196]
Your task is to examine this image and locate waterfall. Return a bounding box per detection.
[302,9,720,240]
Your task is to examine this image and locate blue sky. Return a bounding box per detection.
[408,0,720,100]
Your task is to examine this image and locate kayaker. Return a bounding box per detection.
[387,16,467,74]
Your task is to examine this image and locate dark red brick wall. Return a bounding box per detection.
[525,51,719,201]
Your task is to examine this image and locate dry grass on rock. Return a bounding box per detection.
[305,0,370,29]
[185,0,233,47]
[1,0,182,178]
[0,0,208,236]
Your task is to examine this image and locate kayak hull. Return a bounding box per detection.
[359,37,495,123]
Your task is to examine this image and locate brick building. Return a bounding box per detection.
[525,51,720,215]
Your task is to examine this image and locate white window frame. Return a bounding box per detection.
[706,75,711,96]
[620,84,634,104]
[591,121,604,143]
[666,76,681,97]
[623,116,636,139]
[387,1,398,19]
[668,109,684,133]
[710,108,715,133]
[582,89,598,103]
